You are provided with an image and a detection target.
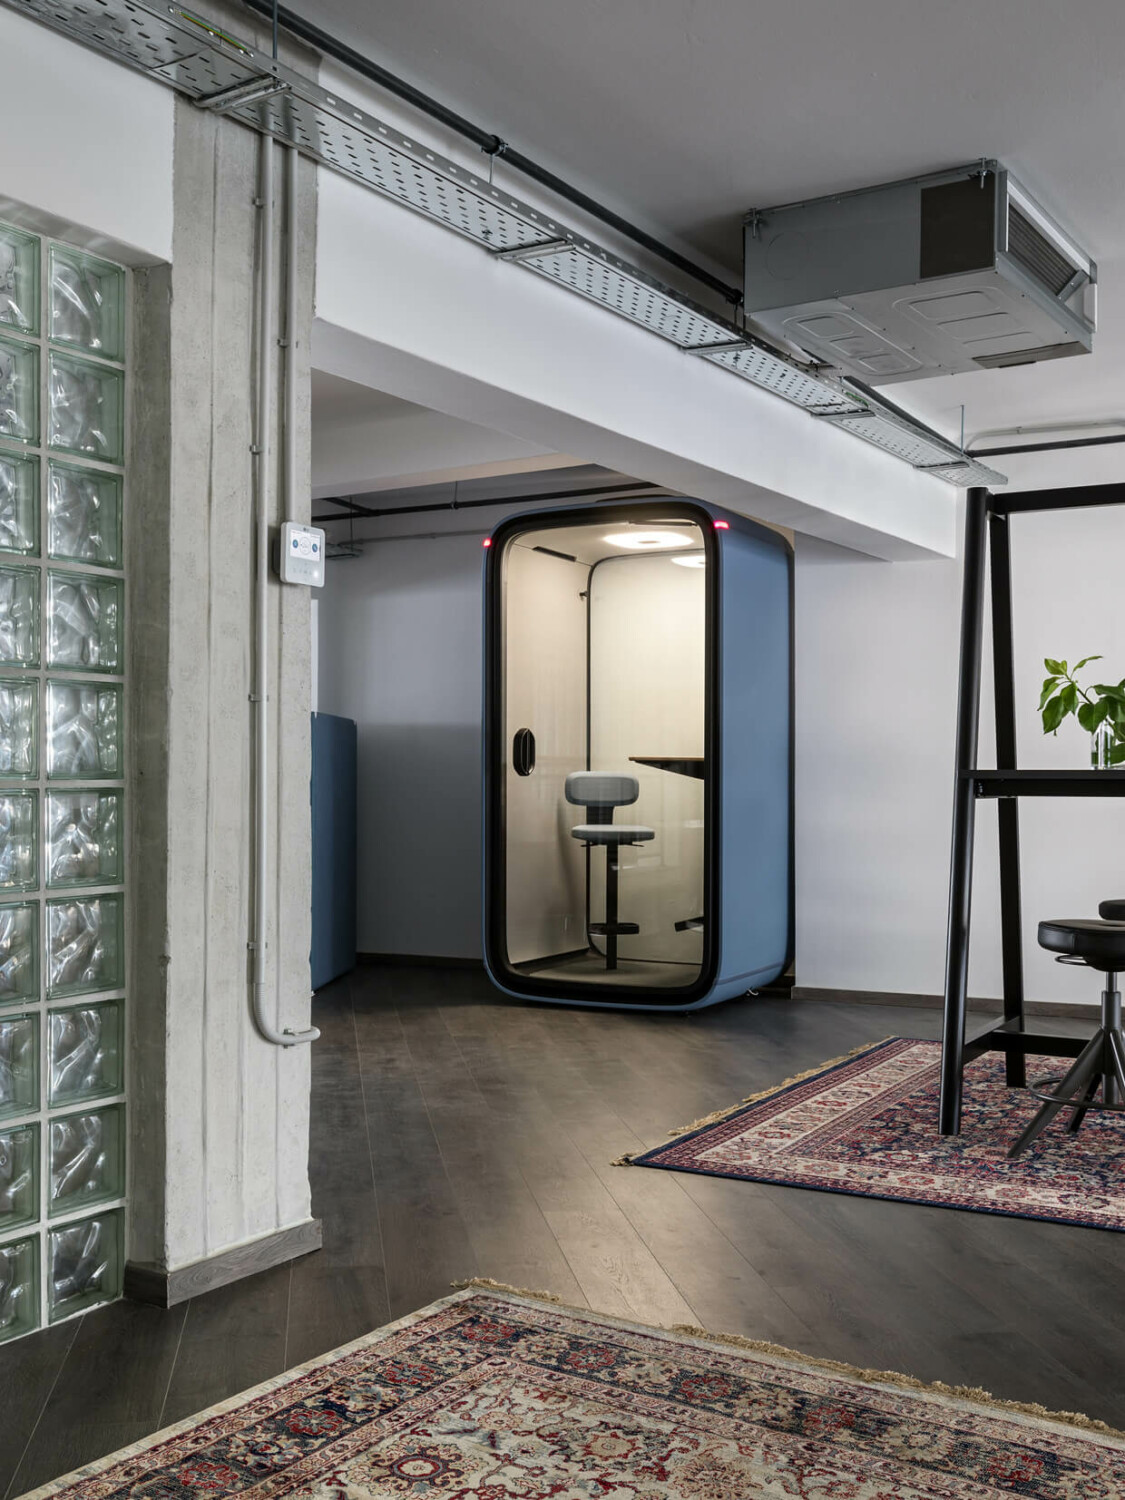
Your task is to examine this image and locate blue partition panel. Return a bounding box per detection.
[712,520,792,1003]
[311,712,358,990]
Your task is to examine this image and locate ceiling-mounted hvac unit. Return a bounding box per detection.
[743,162,1095,385]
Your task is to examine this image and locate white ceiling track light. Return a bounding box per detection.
[2,0,1004,489]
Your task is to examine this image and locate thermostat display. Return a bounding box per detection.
[278,522,325,587]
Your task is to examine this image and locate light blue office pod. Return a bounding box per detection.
[482,498,791,1011]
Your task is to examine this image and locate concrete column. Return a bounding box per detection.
[127,92,320,1301]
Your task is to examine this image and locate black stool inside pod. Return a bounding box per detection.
[1009,914,1125,1157]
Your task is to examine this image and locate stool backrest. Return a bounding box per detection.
[565,772,639,809]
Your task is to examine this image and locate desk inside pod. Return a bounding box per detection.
[483,499,790,1009]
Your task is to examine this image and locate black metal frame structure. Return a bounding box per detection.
[940,482,1125,1135]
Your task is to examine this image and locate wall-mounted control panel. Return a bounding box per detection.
[277,521,326,587]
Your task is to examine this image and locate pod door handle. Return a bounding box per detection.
[513,727,536,776]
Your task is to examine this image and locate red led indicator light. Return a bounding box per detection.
[713,520,730,531]
[482,537,492,548]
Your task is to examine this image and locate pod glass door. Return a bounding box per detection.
[494,509,710,997]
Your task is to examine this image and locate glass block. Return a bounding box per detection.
[47,790,122,888]
[0,791,37,892]
[49,1208,122,1321]
[0,334,39,446]
[0,1012,38,1121]
[49,1000,122,1107]
[0,564,39,668]
[0,902,37,1008]
[0,1121,38,1231]
[0,225,39,335]
[48,352,123,465]
[46,680,120,779]
[49,1104,124,1217]
[0,1233,38,1342]
[50,246,125,361]
[0,676,38,778]
[48,461,121,567]
[47,894,123,997]
[0,448,39,556]
[47,571,121,673]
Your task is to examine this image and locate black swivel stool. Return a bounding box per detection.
[565,772,654,972]
[1009,915,1125,1157]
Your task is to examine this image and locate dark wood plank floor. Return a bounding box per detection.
[3,964,1123,1492]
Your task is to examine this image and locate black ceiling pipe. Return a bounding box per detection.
[970,434,1125,458]
[313,481,663,524]
[237,0,742,306]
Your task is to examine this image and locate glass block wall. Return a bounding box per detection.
[0,221,127,1342]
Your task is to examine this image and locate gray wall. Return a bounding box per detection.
[320,498,1125,1006]
[129,92,318,1273]
[316,532,485,957]
[796,496,1125,1007]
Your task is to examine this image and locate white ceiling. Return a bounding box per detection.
[301,0,1125,469]
[311,370,417,422]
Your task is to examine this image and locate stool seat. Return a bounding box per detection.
[571,824,655,845]
[1099,899,1125,922]
[1038,918,1125,972]
[1011,912,1125,1157]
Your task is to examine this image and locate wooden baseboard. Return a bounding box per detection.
[125,1218,323,1308]
[357,952,483,970]
[791,986,1099,1021]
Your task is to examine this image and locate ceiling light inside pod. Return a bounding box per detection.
[602,530,692,551]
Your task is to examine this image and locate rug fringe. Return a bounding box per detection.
[451,1276,565,1304]
[452,1280,1124,1440]
[666,1037,896,1141]
[669,1323,1123,1437]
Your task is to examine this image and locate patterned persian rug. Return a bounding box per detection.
[624,1037,1125,1230]
[25,1283,1125,1499]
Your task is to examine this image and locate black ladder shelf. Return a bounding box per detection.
[940,482,1125,1134]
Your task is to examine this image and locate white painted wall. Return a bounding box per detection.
[0,8,173,262]
[316,531,485,957]
[796,451,1125,1008]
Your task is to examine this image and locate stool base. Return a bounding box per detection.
[1009,973,1125,1157]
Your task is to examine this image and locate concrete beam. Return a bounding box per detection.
[312,391,583,497]
[314,170,956,562]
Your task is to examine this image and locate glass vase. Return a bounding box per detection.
[1090,720,1121,770]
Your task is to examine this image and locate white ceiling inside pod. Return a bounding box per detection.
[512,516,706,569]
[293,0,1125,466]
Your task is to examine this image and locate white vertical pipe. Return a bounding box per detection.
[252,132,317,1047]
[284,143,299,522]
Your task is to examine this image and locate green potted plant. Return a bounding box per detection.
[1040,656,1125,767]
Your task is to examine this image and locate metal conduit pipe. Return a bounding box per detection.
[312,480,663,525]
[967,417,1125,448]
[252,133,319,1048]
[237,0,742,307]
[971,434,1125,459]
[967,419,1125,459]
[284,142,300,520]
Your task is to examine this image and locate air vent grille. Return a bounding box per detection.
[974,340,1088,370]
[1007,207,1076,296]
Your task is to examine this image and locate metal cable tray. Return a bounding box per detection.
[3,0,1005,490]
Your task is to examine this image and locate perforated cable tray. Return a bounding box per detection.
[1,0,1004,488]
